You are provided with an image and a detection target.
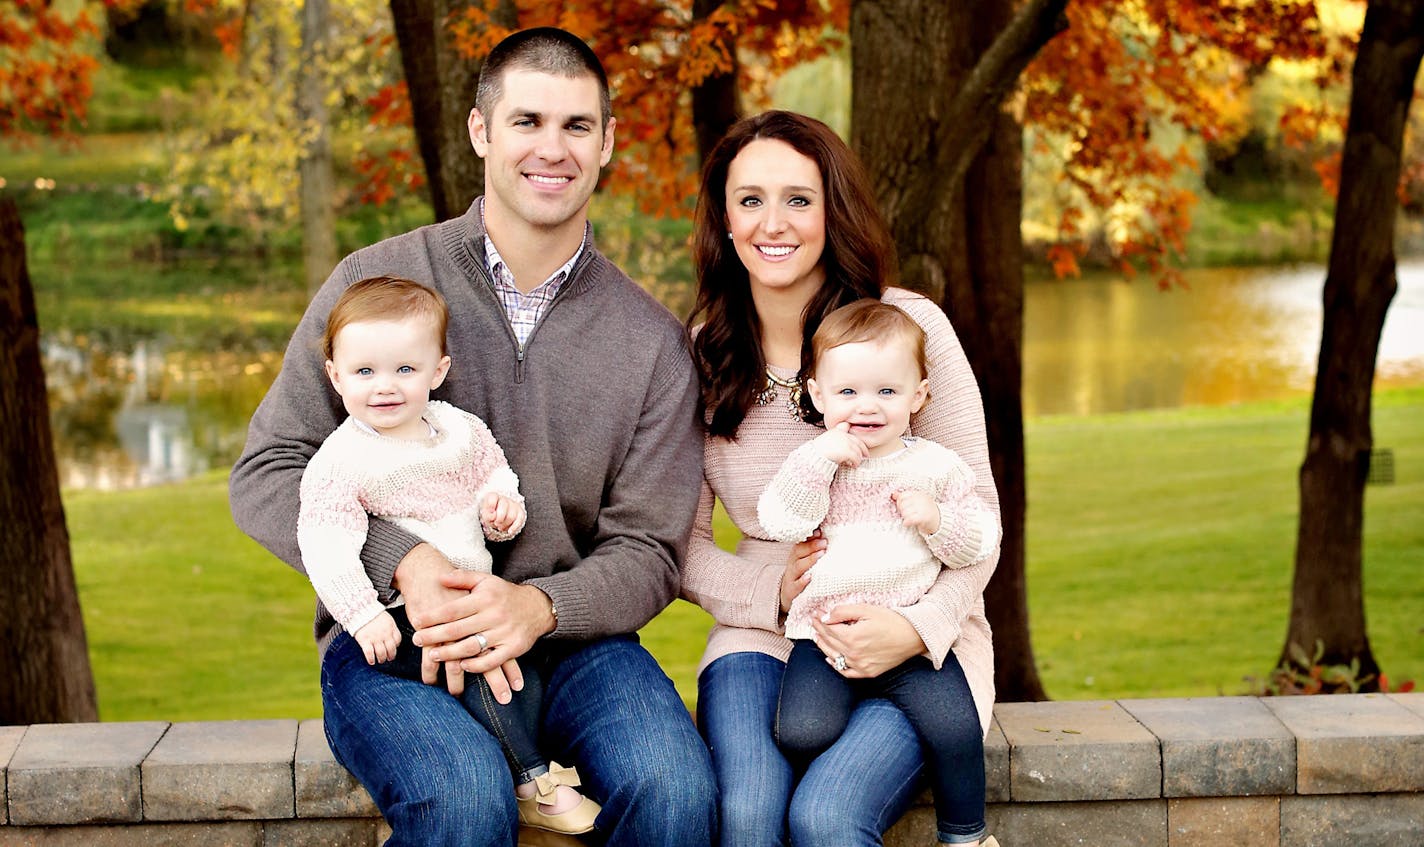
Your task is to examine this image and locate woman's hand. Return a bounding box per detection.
[811,603,927,678]
[782,530,826,612]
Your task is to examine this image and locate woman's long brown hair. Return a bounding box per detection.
[687,110,898,438]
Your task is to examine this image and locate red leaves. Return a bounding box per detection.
[1023,0,1338,279]
[0,1,106,138]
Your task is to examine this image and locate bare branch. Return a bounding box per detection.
[896,0,1068,226]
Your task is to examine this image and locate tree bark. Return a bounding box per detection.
[852,0,1065,702]
[299,0,337,294]
[691,0,741,165]
[1281,0,1424,683]
[390,0,517,221]
[0,199,99,724]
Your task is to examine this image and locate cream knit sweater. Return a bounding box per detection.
[758,437,996,641]
[681,288,1000,734]
[297,400,524,637]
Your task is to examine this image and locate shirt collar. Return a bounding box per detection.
[478,197,590,288]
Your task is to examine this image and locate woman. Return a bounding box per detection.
[681,110,1000,847]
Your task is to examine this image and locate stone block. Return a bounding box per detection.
[0,822,263,846]
[988,799,1167,846]
[984,714,1010,803]
[141,720,298,821]
[1,725,27,825]
[884,804,936,847]
[6,722,168,825]
[1120,697,1294,797]
[1388,691,1424,721]
[514,828,586,847]
[1166,796,1279,846]
[261,818,376,846]
[1263,693,1424,793]
[293,720,376,819]
[1281,793,1424,847]
[996,700,1160,802]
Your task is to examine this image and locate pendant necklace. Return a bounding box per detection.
[756,368,805,420]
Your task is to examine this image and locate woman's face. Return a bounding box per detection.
[724,138,827,298]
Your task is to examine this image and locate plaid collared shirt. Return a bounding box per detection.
[480,200,587,347]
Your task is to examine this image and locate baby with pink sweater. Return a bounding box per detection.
[757,300,999,847]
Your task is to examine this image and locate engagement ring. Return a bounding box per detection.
[834,654,848,672]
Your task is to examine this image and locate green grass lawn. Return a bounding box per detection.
[65,387,1423,721]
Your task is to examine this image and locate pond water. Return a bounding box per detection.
[34,259,1424,491]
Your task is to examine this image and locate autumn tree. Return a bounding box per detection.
[1280,0,1424,685]
[850,0,1068,702]
[0,0,109,724]
[299,0,337,293]
[391,0,515,221]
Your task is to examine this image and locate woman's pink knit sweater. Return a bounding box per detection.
[680,288,1000,734]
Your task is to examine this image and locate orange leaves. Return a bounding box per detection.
[0,1,105,137]
[405,0,846,217]
[1021,0,1336,279]
[354,146,426,206]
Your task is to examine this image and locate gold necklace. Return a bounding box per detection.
[755,368,805,420]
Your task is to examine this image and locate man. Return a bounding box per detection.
[230,27,715,846]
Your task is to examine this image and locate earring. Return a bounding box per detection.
[727,232,733,239]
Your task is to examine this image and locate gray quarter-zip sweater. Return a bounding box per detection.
[229,199,703,657]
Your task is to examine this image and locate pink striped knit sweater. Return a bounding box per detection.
[297,400,524,637]
[758,436,996,641]
[680,288,1000,734]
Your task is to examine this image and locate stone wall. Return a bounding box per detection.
[4,694,1423,846]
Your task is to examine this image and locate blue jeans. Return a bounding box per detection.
[776,641,986,845]
[374,605,550,785]
[697,651,928,847]
[323,631,717,847]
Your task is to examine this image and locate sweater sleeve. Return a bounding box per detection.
[524,328,703,639]
[921,445,999,570]
[229,256,423,602]
[887,290,1001,669]
[680,476,786,633]
[297,444,387,634]
[757,441,838,542]
[462,409,526,543]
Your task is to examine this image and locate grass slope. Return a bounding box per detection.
[66,388,1422,721]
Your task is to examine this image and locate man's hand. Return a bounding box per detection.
[892,489,940,535]
[393,543,476,696]
[411,570,556,704]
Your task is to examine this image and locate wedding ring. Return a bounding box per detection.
[474,632,489,652]
[834,654,848,672]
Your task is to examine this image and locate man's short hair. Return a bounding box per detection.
[322,276,450,360]
[475,27,611,130]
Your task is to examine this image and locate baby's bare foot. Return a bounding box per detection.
[540,783,585,814]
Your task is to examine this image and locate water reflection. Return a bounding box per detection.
[1022,262,1424,416]
[43,329,283,490]
[36,260,1424,490]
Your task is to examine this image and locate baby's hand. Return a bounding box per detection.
[354,611,401,665]
[813,422,869,468]
[892,489,941,535]
[481,492,525,533]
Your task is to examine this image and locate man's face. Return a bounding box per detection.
[469,68,615,235]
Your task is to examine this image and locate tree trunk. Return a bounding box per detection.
[0,199,99,724]
[852,0,1065,702]
[691,0,741,165]
[390,0,517,221]
[299,0,337,295]
[1281,0,1424,683]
